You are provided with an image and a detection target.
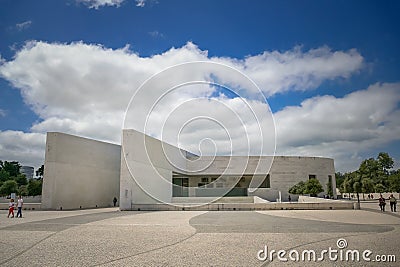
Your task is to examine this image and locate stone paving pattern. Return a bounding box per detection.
[0,202,399,266]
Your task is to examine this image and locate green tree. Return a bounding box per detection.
[361,177,374,192]
[335,172,345,191]
[304,178,324,197]
[0,161,21,177]
[340,171,362,202]
[359,158,379,182]
[388,171,400,192]
[27,179,42,196]
[353,180,362,203]
[0,168,10,182]
[18,185,28,196]
[377,152,394,175]
[288,181,306,195]
[14,173,28,186]
[340,172,354,198]
[0,180,18,196]
[361,178,375,200]
[374,183,386,193]
[289,179,324,197]
[351,172,363,203]
[353,152,395,199]
[358,152,395,191]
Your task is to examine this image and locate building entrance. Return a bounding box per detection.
[172,178,189,197]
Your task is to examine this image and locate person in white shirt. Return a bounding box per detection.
[16,196,23,218]
[7,198,15,218]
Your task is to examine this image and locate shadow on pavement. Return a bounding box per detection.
[189,211,395,233]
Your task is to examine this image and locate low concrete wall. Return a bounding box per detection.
[172,196,255,204]
[248,188,299,202]
[131,201,354,211]
[254,196,270,203]
[0,196,42,203]
[298,195,349,203]
[172,196,269,204]
[0,203,41,210]
[248,188,279,202]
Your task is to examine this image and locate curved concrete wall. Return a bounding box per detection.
[120,129,336,208]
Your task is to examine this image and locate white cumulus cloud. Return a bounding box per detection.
[212,46,363,96]
[274,82,400,171]
[0,131,46,168]
[0,40,391,171]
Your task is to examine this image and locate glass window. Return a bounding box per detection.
[260,174,270,188]
[201,177,209,183]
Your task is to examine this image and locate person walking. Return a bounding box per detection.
[389,194,397,212]
[378,194,386,212]
[113,197,118,207]
[16,195,24,218]
[7,198,15,218]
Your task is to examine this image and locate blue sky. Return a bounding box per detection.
[0,0,400,172]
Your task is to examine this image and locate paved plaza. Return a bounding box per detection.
[0,204,399,266]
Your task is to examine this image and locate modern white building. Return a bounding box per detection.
[42,130,336,210]
[120,129,336,210]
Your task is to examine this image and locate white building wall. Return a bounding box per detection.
[120,130,183,209]
[120,129,336,207]
[185,156,335,201]
[42,132,121,210]
[42,130,336,210]
[269,156,335,198]
[186,156,273,176]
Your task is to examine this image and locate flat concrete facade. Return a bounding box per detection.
[41,130,336,210]
[120,129,336,209]
[42,132,121,210]
[263,156,336,201]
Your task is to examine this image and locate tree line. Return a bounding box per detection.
[0,161,43,196]
[336,152,400,202]
[288,152,399,200]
